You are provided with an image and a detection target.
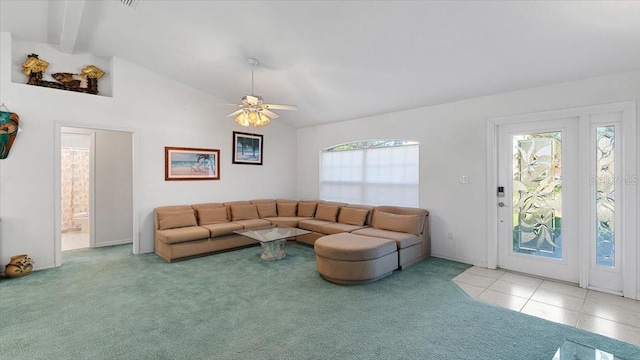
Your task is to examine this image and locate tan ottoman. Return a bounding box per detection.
[314,233,398,285]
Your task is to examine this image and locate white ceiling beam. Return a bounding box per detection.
[59,0,86,54]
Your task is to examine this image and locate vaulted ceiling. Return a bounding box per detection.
[2,1,639,128]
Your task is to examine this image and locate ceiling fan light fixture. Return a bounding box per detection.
[227,57,297,127]
[234,110,270,127]
[256,112,270,127]
[248,111,259,124]
[235,112,249,127]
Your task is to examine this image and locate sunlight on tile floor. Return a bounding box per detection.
[61,231,90,251]
[453,266,640,347]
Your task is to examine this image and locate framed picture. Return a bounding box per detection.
[165,147,220,181]
[232,131,263,165]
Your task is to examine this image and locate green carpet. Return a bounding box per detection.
[1,244,638,360]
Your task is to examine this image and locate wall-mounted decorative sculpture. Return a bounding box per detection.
[21,54,105,95]
[0,104,19,159]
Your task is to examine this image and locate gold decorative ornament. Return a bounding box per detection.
[81,65,105,79]
[21,54,49,76]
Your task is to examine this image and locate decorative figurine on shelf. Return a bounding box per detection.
[0,104,19,159]
[21,54,105,95]
[52,72,83,88]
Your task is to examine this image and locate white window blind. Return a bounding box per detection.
[319,141,419,207]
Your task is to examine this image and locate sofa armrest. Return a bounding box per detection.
[372,206,430,257]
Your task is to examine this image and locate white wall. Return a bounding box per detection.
[0,33,297,270]
[296,71,640,277]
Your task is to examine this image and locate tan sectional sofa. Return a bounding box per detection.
[154,199,430,269]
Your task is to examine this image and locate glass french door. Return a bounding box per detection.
[587,113,624,293]
[497,118,580,283]
[496,109,631,294]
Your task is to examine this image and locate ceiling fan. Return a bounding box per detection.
[226,58,298,127]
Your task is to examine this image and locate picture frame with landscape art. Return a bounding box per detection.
[232,131,263,165]
[165,147,220,181]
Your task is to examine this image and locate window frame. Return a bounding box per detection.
[319,139,419,207]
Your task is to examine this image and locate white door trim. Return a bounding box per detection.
[54,122,140,267]
[621,103,637,299]
[486,101,637,299]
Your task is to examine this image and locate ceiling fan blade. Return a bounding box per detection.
[263,103,298,111]
[216,103,243,107]
[226,109,244,117]
[261,109,280,119]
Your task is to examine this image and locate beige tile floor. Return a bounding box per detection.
[61,231,90,251]
[453,266,640,347]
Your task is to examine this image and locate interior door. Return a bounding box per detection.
[497,118,580,283]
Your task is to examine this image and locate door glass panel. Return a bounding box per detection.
[595,126,615,268]
[512,132,562,259]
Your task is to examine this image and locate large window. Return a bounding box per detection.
[319,140,419,206]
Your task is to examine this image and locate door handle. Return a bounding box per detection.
[498,202,509,208]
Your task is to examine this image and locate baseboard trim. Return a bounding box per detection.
[95,239,133,247]
[430,253,481,267]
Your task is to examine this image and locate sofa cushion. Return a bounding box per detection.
[157,209,198,230]
[277,202,298,217]
[375,206,428,233]
[321,222,366,235]
[299,219,333,233]
[233,219,271,229]
[371,211,421,236]
[200,222,243,237]
[297,202,318,217]
[265,217,311,228]
[156,226,210,244]
[256,202,277,218]
[223,201,252,221]
[197,207,229,225]
[352,228,421,249]
[344,204,375,225]
[314,233,397,261]
[231,204,260,221]
[338,207,369,226]
[315,204,339,222]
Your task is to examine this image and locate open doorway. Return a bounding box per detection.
[57,126,134,256]
[60,129,93,250]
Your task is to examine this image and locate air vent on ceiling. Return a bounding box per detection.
[120,0,139,9]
